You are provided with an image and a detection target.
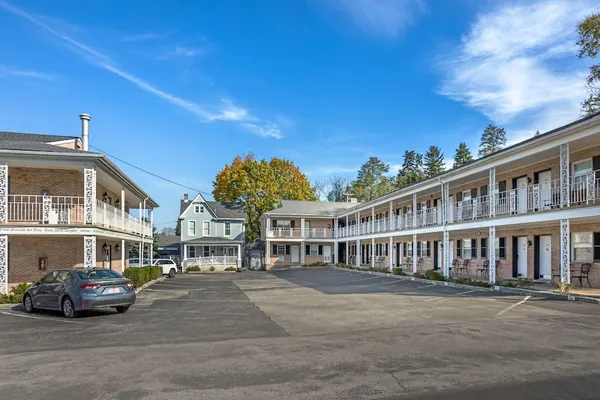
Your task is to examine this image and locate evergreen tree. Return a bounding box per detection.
[478,124,507,157]
[423,145,445,178]
[453,142,474,168]
[350,157,394,201]
[397,150,425,188]
[577,14,600,116]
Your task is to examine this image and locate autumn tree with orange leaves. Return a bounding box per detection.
[213,154,316,242]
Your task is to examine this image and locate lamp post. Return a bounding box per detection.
[141,197,149,262]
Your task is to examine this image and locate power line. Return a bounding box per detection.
[90,145,213,197]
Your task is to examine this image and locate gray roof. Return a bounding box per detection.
[157,234,180,246]
[181,236,243,244]
[265,200,357,217]
[180,198,246,219]
[0,132,82,153]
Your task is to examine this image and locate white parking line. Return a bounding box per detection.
[424,288,482,302]
[0,311,82,323]
[496,296,531,316]
[335,275,387,285]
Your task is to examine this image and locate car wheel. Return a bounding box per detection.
[62,297,78,318]
[115,306,130,314]
[169,268,176,278]
[23,294,34,313]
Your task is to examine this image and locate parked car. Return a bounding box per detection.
[128,258,150,267]
[23,269,136,318]
[153,259,178,278]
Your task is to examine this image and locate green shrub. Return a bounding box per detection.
[496,280,517,287]
[224,266,236,272]
[124,265,162,287]
[392,267,404,276]
[517,278,534,288]
[0,283,33,304]
[209,266,216,272]
[424,270,446,281]
[186,266,201,272]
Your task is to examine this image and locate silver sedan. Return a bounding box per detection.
[23,268,136,318]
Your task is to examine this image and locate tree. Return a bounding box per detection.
[423,145,445,178]
[478,124,507,157]
[315,174,351,202]
[175,219,181,237]
[453,142,473,168]
[535,130,540,136]
[577,13,600,116]
[213,154,316,243]
[396,150,425,188]
[350,157,394,201]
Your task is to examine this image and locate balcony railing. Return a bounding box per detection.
[266,227,303,238]
[183,256,238,268]
[5,194,151,237]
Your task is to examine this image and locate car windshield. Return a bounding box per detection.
[78,270,123,280]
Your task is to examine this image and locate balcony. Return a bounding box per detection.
[6,194,152,237]
[266,227,334,239]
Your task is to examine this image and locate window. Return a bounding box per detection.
[462,239,472,259]
[406,242,413,257]
[203,221,210,236]
[496,237,506,259]
[277,245,287,255]
[421,241,428,258]
[82,270,122,280]
[481,238,487,258]
[573,159,593,187]
[276,220,291,228]
[193,204,205,214]
[595,233,600,261]
[224,222,231,236]
[189,246,196,257]
[203,246,210,257]
[40,271,57,284]
[188,221,196,236]
[309,245,319,256]
[572,232,593,262]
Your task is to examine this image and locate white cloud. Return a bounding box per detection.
[0,1,282,139]
[0,65,55,81]
[121,32,173,42]
[163,45,207,58]
[316,0,426,38]
[305,165,358,176]
[439,0,595,139]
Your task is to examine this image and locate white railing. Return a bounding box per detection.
[305,228,334,238]
[96,199,152,237]
[8,195,85,224]
[183,256,238,267]
[267,227,303,238]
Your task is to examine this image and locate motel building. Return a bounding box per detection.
[0,114,158,294]
[262,114,600,288]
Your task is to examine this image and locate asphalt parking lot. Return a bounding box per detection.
[1,267,600,400]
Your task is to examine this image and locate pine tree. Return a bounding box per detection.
[478,124,507,157]
[423,145,445,178]
[453,142,474,168]
[397,150,425,188]
[577,14,600,116]
[350,157,394,201]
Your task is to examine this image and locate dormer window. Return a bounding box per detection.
[194,205,205,214]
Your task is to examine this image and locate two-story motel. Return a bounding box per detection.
[262,113,600,287]
[0,114,158,294]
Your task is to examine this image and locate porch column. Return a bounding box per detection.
[412,234,417,273]
[389,201,394,230]
[0,164,7,224]
[488,226,496,284]
[412,193,417,228]
[345,241,349,264]
[83,167,97,225]
[443,230,450,278]
[84,236,96,268]
[121,188,125,230]
[560,219,571,284]
[139,241,143,262]
[371,207,375,233]
[0,235,7,295]
[121,239,126,272]
[389,236,393,271]
[334,217,338,239]
[264,241,269,267]
[266,217,270,238]
[560,143,570,207]
[345,215,349,237]
[371,238,375,267]
[183,244,188,261]
[489,167,496,217]
[300,241,306,265]
[301,218,305,238]
[357,211,361,235]
[149,209,154,266]
[356,239,360,267]
[237,244,242,270]
[333,241,338,264]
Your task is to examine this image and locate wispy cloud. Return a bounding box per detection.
[438,0,595,140]
[0,1,282,139]
[0,65,55,81]
[306,165,358,176]
[121,31,174,42]
[314,0,426,38]
[162,45,208,58]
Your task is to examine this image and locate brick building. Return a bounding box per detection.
[0,114,158,294]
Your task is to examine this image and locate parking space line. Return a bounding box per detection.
[424,288,483,302]
[335,275,388,285]
[496,296,531,316]
[0,311,83,324]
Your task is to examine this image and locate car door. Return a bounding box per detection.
[47,271,73,310]
[32,271,58,309]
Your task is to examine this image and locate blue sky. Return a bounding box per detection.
[0,0,596,228]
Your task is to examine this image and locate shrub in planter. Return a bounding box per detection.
[392,267,404,276]
[224,266,236,271]
[186,266,201,272]
[124,265,162,287]
[497,280,517,288]
[424,270,446,281]
[209,266,216,272]
[10,283,31,304]
[516,278,534,288]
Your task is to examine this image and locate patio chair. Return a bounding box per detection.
[476,260,489,277]
[451,259,459,274]
[374,256,386,268]
[457,259,470,275]
[402,257,412,269]
[416,257,423,271]
[572,263,593,287]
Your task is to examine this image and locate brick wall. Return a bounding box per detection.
[9,167,84,196]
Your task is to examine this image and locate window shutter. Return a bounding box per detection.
[457,240,462,258]
[594,233,600,260]
[481,238,487,258]
[285,245,290,255]
[593,156,600,173]
[471,188,477,199]
[305,245,310,255]
[385,243,388,256]
[272,245,277,255]
[417,242,421,256]
[272,219,277,228]
[403,242,407,256]
[456,192,463,201]
[318,245,323,255]
[499,237,506,258]
[417,203,422,211]
[471,239,477,258]
[290,220,295,228]
[403,206,407,214]
[427,241,431,257]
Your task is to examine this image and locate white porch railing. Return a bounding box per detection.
[183,256,238,268]
[7,195,85,224]
[95,199,152,237]
[267,227,303,238]
[305,228,334,238]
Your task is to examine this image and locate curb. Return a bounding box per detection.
[0,303,19,309]
[186,271,237,274]
[331,267,600,305]
[135,277,165,294]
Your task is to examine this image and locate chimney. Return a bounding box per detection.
[183,193,189,201]
[79,113,91,151]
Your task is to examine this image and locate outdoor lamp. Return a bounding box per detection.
[102,243,108,253]
[115,243,120,253]
[103,191,108,201]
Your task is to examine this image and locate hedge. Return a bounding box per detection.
[0,283,31,304]
[124,265,162,288]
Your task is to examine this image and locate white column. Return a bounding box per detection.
[121,239,126,272]
[83,167,97,224]
[183,244,188,260]
[300,241,306,265]
[333,241,338,264]
[0,235,7,295]
[389,201,394,230]
[388,237,393,271]
[371,238,375,267]
[412,193,417,228]
[560,219,570,284]
[356,239,360,267]
[84,236,96,268]
[334,217,338,239]
[149,209,154,266]
[264,241,269,267]
[301,217,306,238]
[266,217,271,238]
[121,188,125,230]
[371,207,375,233]
[443,230,450,278]
[357,211,361,235]
[412,234,417,273]
[345,241,349,264]
[560,143,570,208]
[488,226,496,284]
[0,164,7,224]
[489,167,496,218]
[237,244,242,270]
[139,241,143,262]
